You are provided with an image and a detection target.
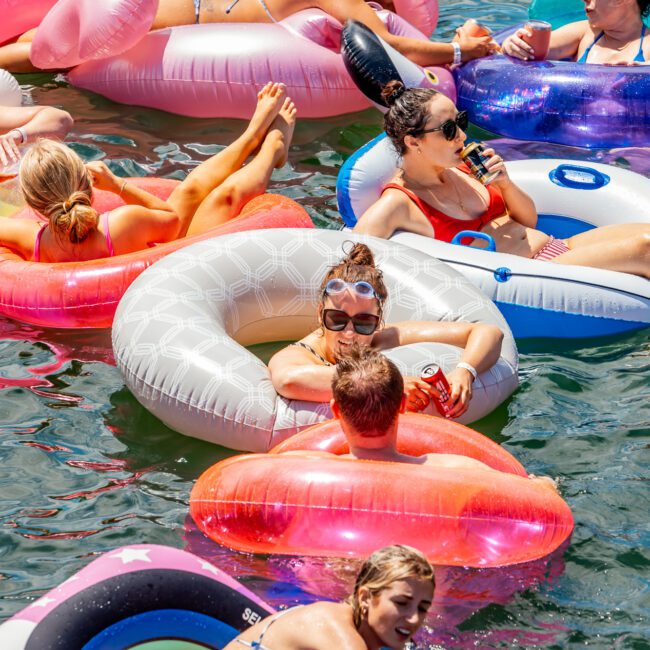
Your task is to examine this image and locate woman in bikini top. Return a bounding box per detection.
[502,0,650,64]
[268,242,505,419]
[353,82,650,278]
[0,82,297,262]
[223,545,435,650]
[0,138,180,263]
[380,165,507,244]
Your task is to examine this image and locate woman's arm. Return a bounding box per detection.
[319,0,496,65]
[502,20,586,61]
[86,161,181,249]
[376,320,504,418]
[108,205,181,251]
[353,190,434,239]
[0,106,73,166]
[377,320,503,374]
[86,161,173,212]
[268,346,337,402]
[547,21,589,60]
[482,148,538,228]
[0,218,39,259]
[0,105,73,140]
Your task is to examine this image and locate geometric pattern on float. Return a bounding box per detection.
[112,229,518,452]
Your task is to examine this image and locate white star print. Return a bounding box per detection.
[109,548,152,565]
[198,559,221,576]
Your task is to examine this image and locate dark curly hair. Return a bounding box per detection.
[381,80,441,156]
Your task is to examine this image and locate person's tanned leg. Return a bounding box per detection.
[186,97,297,235]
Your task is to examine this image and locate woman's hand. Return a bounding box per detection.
[85,161,121,193]
[442,367,474,418]
[453,31,499,62]
[0,130,21,167]
[481,147,512,190]
[502,29,535,60]
[403,376,435,412]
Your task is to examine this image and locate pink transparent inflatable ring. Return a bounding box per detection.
[191,414,574,567]
[30,0,158,70]
[1,182,313,329]
[54,4,451,117]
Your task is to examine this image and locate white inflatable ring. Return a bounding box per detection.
[0,68,21,106]
[112,229,518,452]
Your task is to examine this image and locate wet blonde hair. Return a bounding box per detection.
[347,545,434,628]
[20,139,98,244]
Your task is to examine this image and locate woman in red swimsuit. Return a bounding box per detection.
[0,82,295,262]
[353,81,650,278]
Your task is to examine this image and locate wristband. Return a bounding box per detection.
[10,127,27,144]
[119,180,128,196]
[456,361,478,382]
[452,41,462,66]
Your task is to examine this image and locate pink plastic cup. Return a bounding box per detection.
[521,20,552,61]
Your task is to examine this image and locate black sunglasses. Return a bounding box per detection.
[322,309,380,335]
[420,111,469,141]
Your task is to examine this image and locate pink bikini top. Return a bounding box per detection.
[381,165,507,244]
[33,211,114,262]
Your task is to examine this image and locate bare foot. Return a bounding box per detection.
[246,82,287,150]
[268,97,297,168]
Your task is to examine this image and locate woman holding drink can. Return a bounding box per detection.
[353,82,650,278]
[268,241,504,418]
[502,0,650,64]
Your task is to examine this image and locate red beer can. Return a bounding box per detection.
[421,363,451,417]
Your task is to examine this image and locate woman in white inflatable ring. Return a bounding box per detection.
[353,81,650,278]
[269,241,504,418]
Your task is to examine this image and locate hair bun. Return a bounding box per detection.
[341,242,376,268]
[381,80,406,107]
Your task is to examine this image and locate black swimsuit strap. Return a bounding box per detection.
[290,341,333,366]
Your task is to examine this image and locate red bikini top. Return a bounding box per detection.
[381,165,507,243]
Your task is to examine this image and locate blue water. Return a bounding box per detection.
[0,1,649,648]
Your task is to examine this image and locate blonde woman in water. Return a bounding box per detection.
[224,545,435,650]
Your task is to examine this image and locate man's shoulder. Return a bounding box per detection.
[301,602,367,648]
[423,452,493,471]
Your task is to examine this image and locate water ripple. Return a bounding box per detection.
[0,1,648,644]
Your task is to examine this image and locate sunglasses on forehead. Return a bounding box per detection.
[322,309,380,335]
[420,111,469,141]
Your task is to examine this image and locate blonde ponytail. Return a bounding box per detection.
[20,139,98,244]
[52,190,97,243]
